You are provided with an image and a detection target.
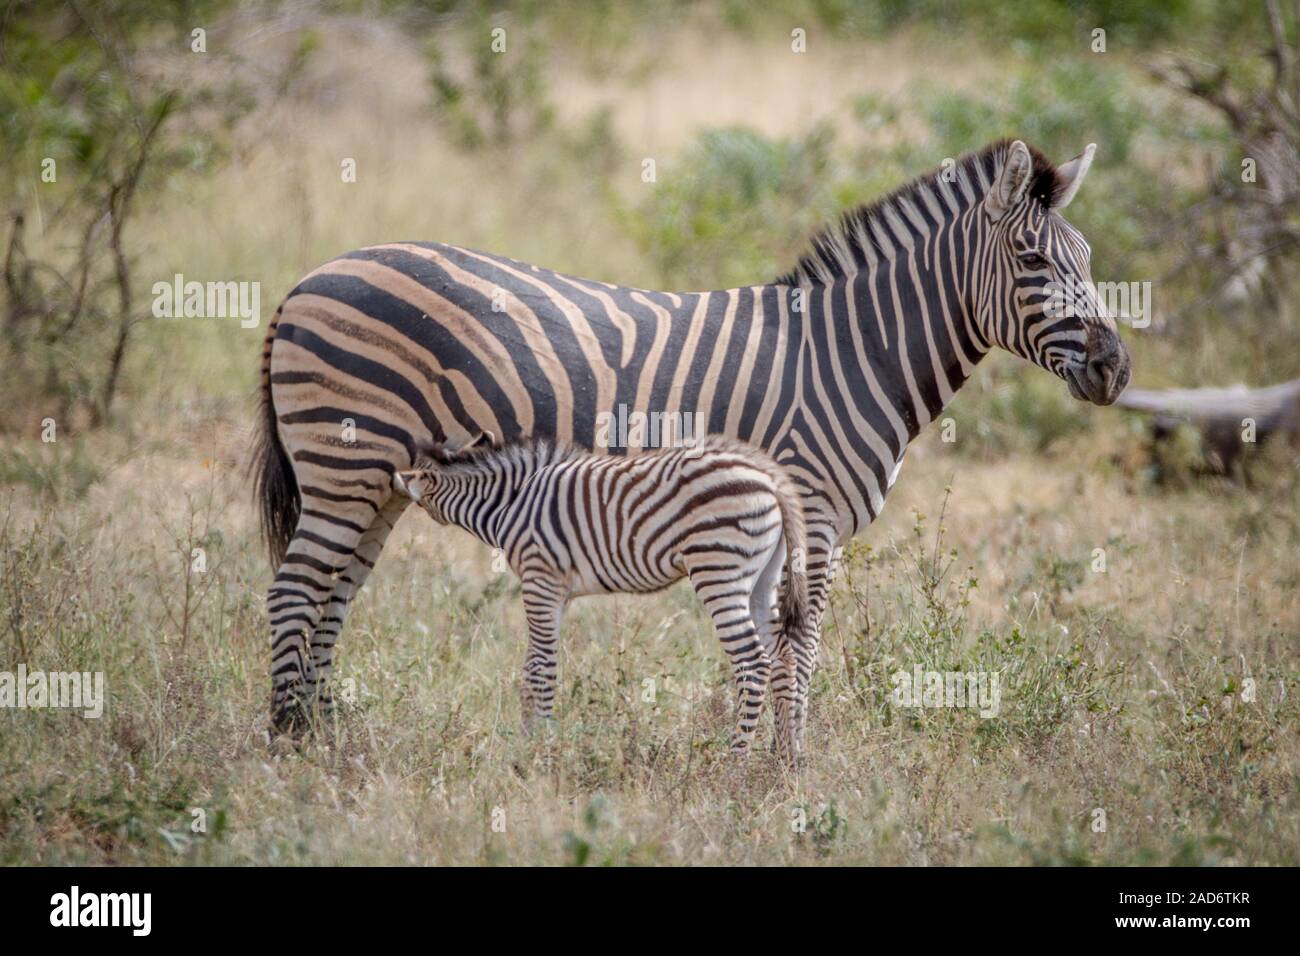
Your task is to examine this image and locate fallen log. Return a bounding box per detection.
[1117,379,1300,476]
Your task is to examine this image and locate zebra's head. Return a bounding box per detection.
[393,458,449,524]
[392,431,496,522]
[979,139,1131,406]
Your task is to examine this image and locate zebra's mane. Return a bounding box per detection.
[775,139,1061,287]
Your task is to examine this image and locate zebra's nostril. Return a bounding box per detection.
[1088,356,1110,385]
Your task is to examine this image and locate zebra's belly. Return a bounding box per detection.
[562,553,686,599]
[887,451,906,490]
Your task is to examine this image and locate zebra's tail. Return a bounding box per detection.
[252,303,299,569]
[772,467,809,647]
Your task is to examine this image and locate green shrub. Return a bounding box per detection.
[620,124,840,289]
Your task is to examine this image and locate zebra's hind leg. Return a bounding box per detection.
[687,560,773,756]
[306,496,409,716]
[518,575,566,734]
[268,500,375,733]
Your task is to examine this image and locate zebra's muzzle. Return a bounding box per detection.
[1069,333,1131,406]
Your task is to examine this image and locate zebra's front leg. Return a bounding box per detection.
[749,550,800,766]
[792,540,843,751]
[519,576,566,734]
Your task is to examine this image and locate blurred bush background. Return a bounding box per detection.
[3,0,1297,467]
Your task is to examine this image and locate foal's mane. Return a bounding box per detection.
[413,435,579,475]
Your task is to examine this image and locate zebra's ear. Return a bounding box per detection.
[985,139,1034,221]
[1050,143,1096,211]
[455,430,496,453]
[393,469,427,501]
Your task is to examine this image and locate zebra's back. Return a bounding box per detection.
[532,438,794,596]
[270,240,722,457]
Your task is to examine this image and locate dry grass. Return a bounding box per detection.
[1,12,1297,866]
[2,412,1295,865]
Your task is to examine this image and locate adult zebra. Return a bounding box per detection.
[255,138,1131,730]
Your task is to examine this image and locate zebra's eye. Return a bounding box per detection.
[1018,251,1048,269]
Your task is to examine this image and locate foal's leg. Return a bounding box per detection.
[518,574,566,733]
[686,557,773,755]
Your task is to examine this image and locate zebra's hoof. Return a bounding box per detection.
[270,697,315,738]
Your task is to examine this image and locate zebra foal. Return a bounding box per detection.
[392,434,811,759]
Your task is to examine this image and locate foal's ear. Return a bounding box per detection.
[392,469,429,501]
[455,430,497,453]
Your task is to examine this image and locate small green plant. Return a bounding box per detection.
[426,9,553,150]
[0,440,102,501]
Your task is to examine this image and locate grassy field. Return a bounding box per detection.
[1,5,1297,865]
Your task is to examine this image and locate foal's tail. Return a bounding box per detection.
[771,466,809,646]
